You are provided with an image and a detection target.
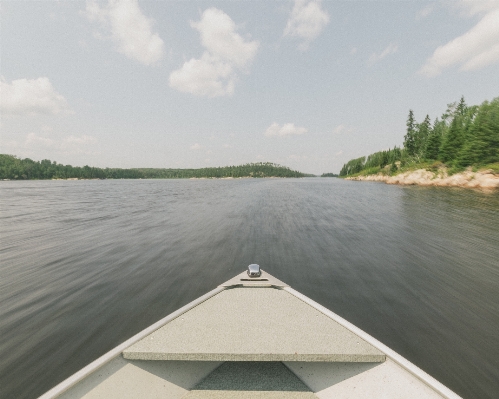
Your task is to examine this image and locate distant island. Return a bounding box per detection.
[321,173,339,177]
[0,155,311,180]
[339,96,499,189]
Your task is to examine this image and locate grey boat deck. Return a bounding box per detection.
[42,270,462,399]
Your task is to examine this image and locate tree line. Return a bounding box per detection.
[0,156,307,180]
[339,96,499,176]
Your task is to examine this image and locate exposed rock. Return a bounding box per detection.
[346,168,499,189]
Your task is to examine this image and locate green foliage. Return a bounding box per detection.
[339,96,498,177]
[339,148,404,177]
[457,96,467,116]
[364,147,403,169]
[440,116,465,163]
[481,162,499,174]
[404,110,417,156]
[415,115,431,158]
[339,156,365,176]
[0,156,306,180]
[427,161,444,172]
[390,161,398,175]
[423,118,445,160]
[447,164,466,176]
[359,166,383,176]
[457,98,499,166]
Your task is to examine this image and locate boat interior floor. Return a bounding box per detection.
[56,357,444,399]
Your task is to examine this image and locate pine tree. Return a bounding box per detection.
[415,114,431,157]
[440,116,464,163]
[457,96,467,116]
[404,110,417,156]
[458,99,499,166]
[424,118,444,160]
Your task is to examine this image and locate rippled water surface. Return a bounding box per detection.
[1,179,498,399]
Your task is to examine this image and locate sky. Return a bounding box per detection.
[1,0,498,175]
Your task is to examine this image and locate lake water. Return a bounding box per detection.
[1,178,498,399]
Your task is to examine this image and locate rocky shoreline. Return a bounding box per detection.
[346,168,499,189]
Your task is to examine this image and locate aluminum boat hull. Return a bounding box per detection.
[38,270,462,399]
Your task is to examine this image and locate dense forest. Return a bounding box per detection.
[339,96,499,176]
[0,155,307,180]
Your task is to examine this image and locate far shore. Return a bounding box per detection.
[346,167,499,189]
[1,176,293,182]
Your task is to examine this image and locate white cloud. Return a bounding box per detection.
[419,7,499,76]
[169,53,235,97]
[169,8,259,97]
[367,43,398,66]
[191,8,259,69]
[0,77,70,116]
[190,143,201,150]
[332,124,353,134]
[284,0,329,50]
[350,47,357,55]
[461,43,499,70]
[85,0,164,66]
[265,122,307,137]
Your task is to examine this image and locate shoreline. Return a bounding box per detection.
[1,176,293,181]
[346,168,499,189]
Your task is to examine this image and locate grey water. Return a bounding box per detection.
[0,178,498,399]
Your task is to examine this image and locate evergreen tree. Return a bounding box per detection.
[424,118,444,160]
[390,160,397,174]
[340,96,497,176]
[440,116,464,163]
[457,96,467,116]
[404,110,417,156]
[339,157,366,176]
[415,114,431,157]
[458,99,499,166]
[442,101,457,124]
[0,156,307,180]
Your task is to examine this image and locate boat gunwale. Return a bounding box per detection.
[37,286,226,399]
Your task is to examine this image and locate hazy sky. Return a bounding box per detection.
[1,0,498,174]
